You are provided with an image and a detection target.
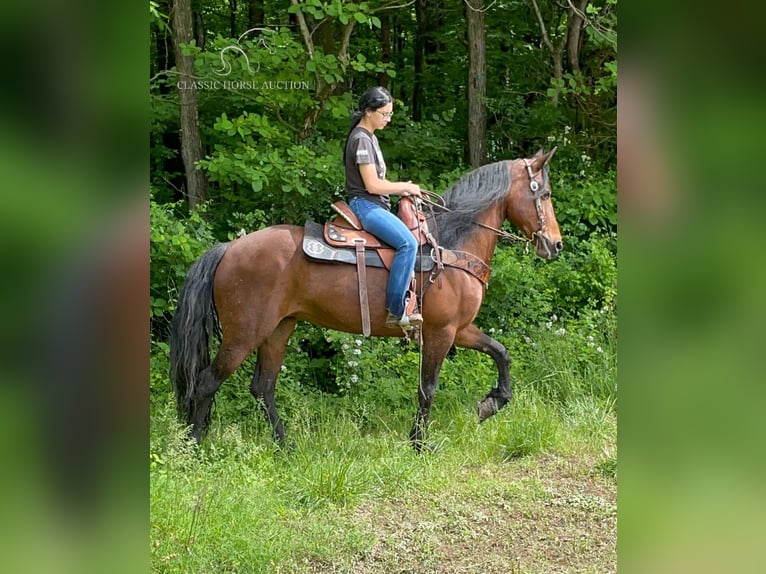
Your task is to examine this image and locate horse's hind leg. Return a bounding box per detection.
[190,343,253,442]
[250,318,297,444]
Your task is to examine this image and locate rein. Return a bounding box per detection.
[417,194,528,243]
[416,158,548,247]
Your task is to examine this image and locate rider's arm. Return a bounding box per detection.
[359,163,421,197]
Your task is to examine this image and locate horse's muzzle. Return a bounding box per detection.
[535,234,563,259]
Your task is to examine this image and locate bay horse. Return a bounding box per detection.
[170,148,562,450]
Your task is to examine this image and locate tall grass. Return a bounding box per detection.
[150,309,616,573]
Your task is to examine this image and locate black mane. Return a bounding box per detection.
[429,161,512,249]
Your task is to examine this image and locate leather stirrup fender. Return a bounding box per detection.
[354,238,371,336]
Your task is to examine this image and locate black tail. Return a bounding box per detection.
[170,243,230,425]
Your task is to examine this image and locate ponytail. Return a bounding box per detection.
[343,87,392,163]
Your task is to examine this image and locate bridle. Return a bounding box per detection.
[418,158,551,250]
[522,158,553,257]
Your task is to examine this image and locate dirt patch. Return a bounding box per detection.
[347,454,616,574]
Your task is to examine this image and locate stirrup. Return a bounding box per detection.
[386,312,423,329]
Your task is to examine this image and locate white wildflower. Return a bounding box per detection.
[347,361,358,368]
[280,365,287,372]
[350,375,358,384]
[545,321,552,329]
[555,327,567,336]
[596,346,603,353]
[353,348,361,356]
[355,339,363,346]
[342,344,350,350]
[547,135,556,142]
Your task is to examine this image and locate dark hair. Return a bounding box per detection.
[343,87,393,162]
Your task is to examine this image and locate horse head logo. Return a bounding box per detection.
[212,27,278,77]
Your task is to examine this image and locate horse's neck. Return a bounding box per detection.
[459,203,503,263]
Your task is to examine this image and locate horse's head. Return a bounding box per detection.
[506,148,563,259]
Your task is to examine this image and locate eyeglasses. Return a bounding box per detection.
[376,110,394,120]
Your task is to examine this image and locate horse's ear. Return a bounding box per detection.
[534,147,544,157]
[531,146,557,171]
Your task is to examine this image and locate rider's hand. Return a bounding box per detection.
[404,182,422,197]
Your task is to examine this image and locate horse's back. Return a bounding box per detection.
[221,224,303,270]
[212,225,305,318]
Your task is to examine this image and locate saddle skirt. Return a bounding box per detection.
[303,220,433,272]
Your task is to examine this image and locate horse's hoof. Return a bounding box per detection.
[411,441,438,454]
[477,397,498,423]
[275,438,296,454]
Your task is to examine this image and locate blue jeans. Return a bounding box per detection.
[349,197,417,317]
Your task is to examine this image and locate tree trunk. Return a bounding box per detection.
[567,0,588,73]
[193,4,205,50]
[248,0,264,30]
[413,0,427,121]
[229,0,237,38]
[315,18,337,56]
[378,12,391,89]
[466,0,487,167]
[530,0,568,107]
[552,49,564,107]
[171,0,207,209]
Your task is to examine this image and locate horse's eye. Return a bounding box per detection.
[543,192,551,200]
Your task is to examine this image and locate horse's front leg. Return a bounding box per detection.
[454,323,512,422]
[410,327,456,452]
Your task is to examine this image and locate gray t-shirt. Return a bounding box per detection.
[344,126,390,210]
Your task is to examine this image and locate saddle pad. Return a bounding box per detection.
[304,221,386,268]
[303,221,436,272]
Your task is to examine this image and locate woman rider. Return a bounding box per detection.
[344,87,423,328]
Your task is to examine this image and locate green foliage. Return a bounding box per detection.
[546,234,617,312]
[150,4,618,568]
[553,171,617,237]
[500,389,563,459]
[149,198,217,334]
[476,234,615,341]
[381,107,466,186]
[517,306,617,405]
[200,112,343,224]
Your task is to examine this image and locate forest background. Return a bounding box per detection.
[150,1,617,572]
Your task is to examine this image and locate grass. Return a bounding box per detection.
[151,313,616,573]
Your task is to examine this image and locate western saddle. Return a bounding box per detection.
[325,198,443,336]
[303,199,491,336]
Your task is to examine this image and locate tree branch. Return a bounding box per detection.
[290,0,314,58]
[530,0,555,54]
[371,0,416,14]
[338,20,357,67]
[565,0,617,48]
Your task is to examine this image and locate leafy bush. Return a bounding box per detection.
[150,198,217,336]
[199,116,343,225]
[553,171,617,239]
[477,229,615,335]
